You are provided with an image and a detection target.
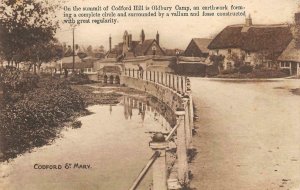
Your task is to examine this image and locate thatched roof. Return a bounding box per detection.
[208,24,293,53]
[278,40,300,62]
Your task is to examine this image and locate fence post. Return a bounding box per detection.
[165,73,167,87]
[181,76,184,94]
[149,133,168,190]
[177,75,180,93]
[182,95,192,148]
[186,79,194,133]
[175,108,189,185]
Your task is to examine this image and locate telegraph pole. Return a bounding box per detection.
[72,26,75,72]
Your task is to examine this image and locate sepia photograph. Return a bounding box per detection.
[0,0,299,189]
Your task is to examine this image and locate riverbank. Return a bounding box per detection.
[0,93,176,190]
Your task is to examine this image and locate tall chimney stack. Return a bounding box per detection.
[156,31,160,45]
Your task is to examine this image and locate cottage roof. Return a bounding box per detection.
[208,24,293,53]
[190,38,212,53]
[278,40,300,62]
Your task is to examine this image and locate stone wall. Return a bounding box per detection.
[120,76,184,112]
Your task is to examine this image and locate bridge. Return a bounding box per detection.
[120,69,194,190]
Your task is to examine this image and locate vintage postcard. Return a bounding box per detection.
[0,0,299,189]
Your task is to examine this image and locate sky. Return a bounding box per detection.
[55,0,299,50]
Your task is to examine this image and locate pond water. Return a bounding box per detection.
[0,96,173,190]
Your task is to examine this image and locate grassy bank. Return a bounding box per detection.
[0,78,86,161]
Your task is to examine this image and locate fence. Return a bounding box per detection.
[123,69,194,190]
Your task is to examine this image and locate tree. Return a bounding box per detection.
[0,0,60,68]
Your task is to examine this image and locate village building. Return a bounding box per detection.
[208,15,293,70]
[184,38,212,58]
[94,30,172,83]
[277,9,300,76]
[170,38,212,76]
[278,40,300,75]
[106,29,165,59]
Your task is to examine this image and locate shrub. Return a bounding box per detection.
[71,120,82,129]
[69,73,91,85]
[0,78,85,160]
[0,67,39,103]
[239,65,253,74]
[206,65,219,77]
[280,68,291,76]
[251,68,289,78]
[220,69,238,75]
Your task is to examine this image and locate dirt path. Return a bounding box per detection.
[189,78,300,190]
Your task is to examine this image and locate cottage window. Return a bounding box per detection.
[215,50,219,55]
[228,49,232,54]
[280,62,291,68]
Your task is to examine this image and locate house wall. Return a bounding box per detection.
[209,48,243,70]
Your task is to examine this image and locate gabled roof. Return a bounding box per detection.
[190,38,212,53]
[278,40,300,62]
[134,39,165,56]
[208,24,293,53]
[134,39,155,56]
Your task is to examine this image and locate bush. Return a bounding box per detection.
[71,120,82,129]
[0,78,85,160]
[251,68,289,78]
[239,65,253,74]
[206,65,219,77]
[0,67,39,103]
[69,73,91,85]
[220,69,238,75]
[280,68,291,76]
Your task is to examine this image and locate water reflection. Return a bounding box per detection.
[110,96,176,134]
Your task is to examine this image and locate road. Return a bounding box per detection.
[189,78,300,190]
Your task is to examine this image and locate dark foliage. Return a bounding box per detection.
[0,67,39,103]
[239,65,253,74]
[0,74,85,160]
[69,73,92,85]
[206,65,219,77]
